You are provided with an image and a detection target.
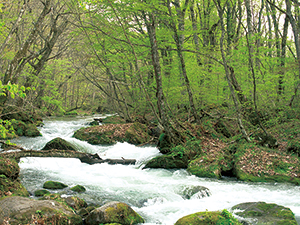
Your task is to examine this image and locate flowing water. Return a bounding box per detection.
[9,115,300,224]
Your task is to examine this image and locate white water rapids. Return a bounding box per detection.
[10,115,300,224]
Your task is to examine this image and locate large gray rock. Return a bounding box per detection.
[85,201,144,225]
[0,196,82,225]
[231,201,297,225]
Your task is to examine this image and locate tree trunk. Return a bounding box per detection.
[190,0,202,66]
[166,0,200,123]
[213,0,251,142]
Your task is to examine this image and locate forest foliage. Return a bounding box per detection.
[0,0,300,141]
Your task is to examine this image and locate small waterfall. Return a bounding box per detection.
[14,115,300,224]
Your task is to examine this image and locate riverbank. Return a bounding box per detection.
[1,114,300,224]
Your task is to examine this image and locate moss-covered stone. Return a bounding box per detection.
[124,122,150,145]
[41,137,77,151]
[40,193,87,211]
[187,155,222,179]
[73,127,116,145]
[232,202,297,225]
[74,122,150,145]
[34,189,50,197]
[174,209,241,225]
[0,157,29,197]
[144,155,187,169]
[70,184,86,193]
[43,181,68,190]
[0,157,19,179]
[85,201,144,225]
[0,175,29,198]
[0,196,82,225]
[24,123,41,137]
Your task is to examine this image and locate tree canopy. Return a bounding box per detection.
[1,0,300,141]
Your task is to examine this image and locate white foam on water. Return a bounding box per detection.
[15,116,300,224]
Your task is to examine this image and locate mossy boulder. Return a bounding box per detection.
[174,209,241,225]
[24,123,41,137]
[85,201,144,225]
[74,122,150,145]
[40,193,87,211]
[187,154,222,179]
[144,155,187,169]
[41,137,77,151]
[0,196,82,225]
[43,181,68,190]
[76,206,96,217]
[73,126,116,145]
[233,143,300,184]
[231,202,297,225]
[0,175,29,198]
[0,157,19,179]
[70,184,86,193]
[9,119,41,137]
[0,157,29,197]
[124,122,150,145]
[34,189,50,197]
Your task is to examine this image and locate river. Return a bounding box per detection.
[10,115,300,224]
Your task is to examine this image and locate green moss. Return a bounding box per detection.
[43,181,68,190]
[34,189,50,197]
[70,185,86,193]
[102,115,126,124]
[40,193,87,211]
[41,137,77,151]
[104,202,144,225]
[0,177,29,197]
[24,124,41,137]
[170,139,202,162]
[187,157,221,179]
[174,210,241,225]
[157,133,172,154]
[124,122,150,144]
[0,158,19,179]
[11,120,27,136]
[232,202,297,224]
[73,127,115,145]
[144,155,187,169]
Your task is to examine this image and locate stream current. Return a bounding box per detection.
[10,115,300,224]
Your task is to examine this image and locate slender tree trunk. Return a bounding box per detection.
[285,0,300,106]
[144,10,181,143]
[190,0,202,66]
[278,15,289,96]
[166,0,200,123]
[213,0,251,142]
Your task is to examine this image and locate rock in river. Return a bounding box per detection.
[85,201,144,225]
